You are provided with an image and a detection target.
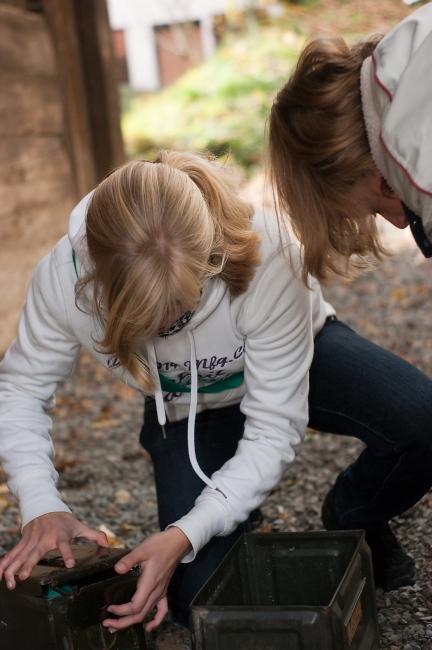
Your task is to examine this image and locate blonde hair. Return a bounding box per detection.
[269,35,386,282]
[76,151,260,389]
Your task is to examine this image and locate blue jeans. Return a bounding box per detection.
[139,318,432,624]
[309,319,432,527]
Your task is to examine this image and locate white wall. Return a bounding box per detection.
[107,0,247,90]
[108,0,243,28]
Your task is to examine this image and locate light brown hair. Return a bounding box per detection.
[76,151,260,389]
[269,34,385,282]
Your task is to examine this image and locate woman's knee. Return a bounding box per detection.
[399,403,432,467]
[402,387,432,442]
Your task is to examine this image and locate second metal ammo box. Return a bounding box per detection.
[191,530,380,650]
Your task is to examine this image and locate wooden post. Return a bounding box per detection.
[41,0,124,192]
[0,0,27,8]
[73,0,125,179]
[42,0,97,196]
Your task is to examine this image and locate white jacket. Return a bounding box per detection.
[360,2,432,242]
[0,198,333,560]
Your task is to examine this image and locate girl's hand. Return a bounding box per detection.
[0,512,109,589]
[102,527,191,633]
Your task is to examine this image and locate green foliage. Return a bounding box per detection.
[280,0,319,6]
[122,27,302,173]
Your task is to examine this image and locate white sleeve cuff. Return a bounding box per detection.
[166,499,228,563]
[20,495,72,529]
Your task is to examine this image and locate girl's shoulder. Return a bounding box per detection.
[251,209,301,272]
[49,235,78,286]
[230,211,304,320]
[31,235,78,308]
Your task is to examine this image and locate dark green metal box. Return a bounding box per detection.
[0,543,147,649]
[191,530,380,650]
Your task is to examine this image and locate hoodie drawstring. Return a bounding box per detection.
[186,331,220,492]
[145,335,226,497]
[146,342,166,439]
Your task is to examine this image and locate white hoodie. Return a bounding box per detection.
[0,197,333,560]
[360,2,432,242]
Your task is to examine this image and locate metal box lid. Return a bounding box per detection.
[5,542,129,597]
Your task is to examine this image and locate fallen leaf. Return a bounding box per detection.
[0,496,11,513]
[257,523,274,533]
[54,453,78,472]
[391,287,406,302]
[91,419,120,430]
[115,489,131,505]
[119,523,140,533]
[122,449,149,462]
[98,524,125,548]
[415,283,429,295]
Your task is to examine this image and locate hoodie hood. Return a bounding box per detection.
[68,190,95,276]
[360,2,432,244]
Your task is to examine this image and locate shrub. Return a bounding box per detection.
[122,27,301,173]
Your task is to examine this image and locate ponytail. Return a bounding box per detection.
[268,35,386,282]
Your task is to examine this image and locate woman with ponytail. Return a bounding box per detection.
[268,1,432,603]
[0,150,431,634]
[269,2,432,277]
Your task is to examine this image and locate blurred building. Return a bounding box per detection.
[107,0,249,90]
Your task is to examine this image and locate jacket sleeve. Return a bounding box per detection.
[0,251,81,527]
[170,247,313,560]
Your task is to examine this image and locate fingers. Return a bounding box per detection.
[107,567,153,617]
[103,590,168,632]
[96,531,109,547]
[0,514,110,591]
[145,596,168,632]
[77,525,109,548]
[3,533,76,585]
[103,584,162,632]
[4,544,42,589]
[3,533,68,586]
[106,595,145,618]
[103,598,146,631]
[58,540,75,569]
[114,549,140,574]
[16,544,47,581]
[1,538,40,587]
[103,610,145,631]
[102,602,150,631]
[0,540,27,581]
[3,555,22,589]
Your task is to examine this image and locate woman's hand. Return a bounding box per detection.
[0,512,109,589]
[102,527,192,633]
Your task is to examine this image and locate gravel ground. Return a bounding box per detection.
[0,220,431,649]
